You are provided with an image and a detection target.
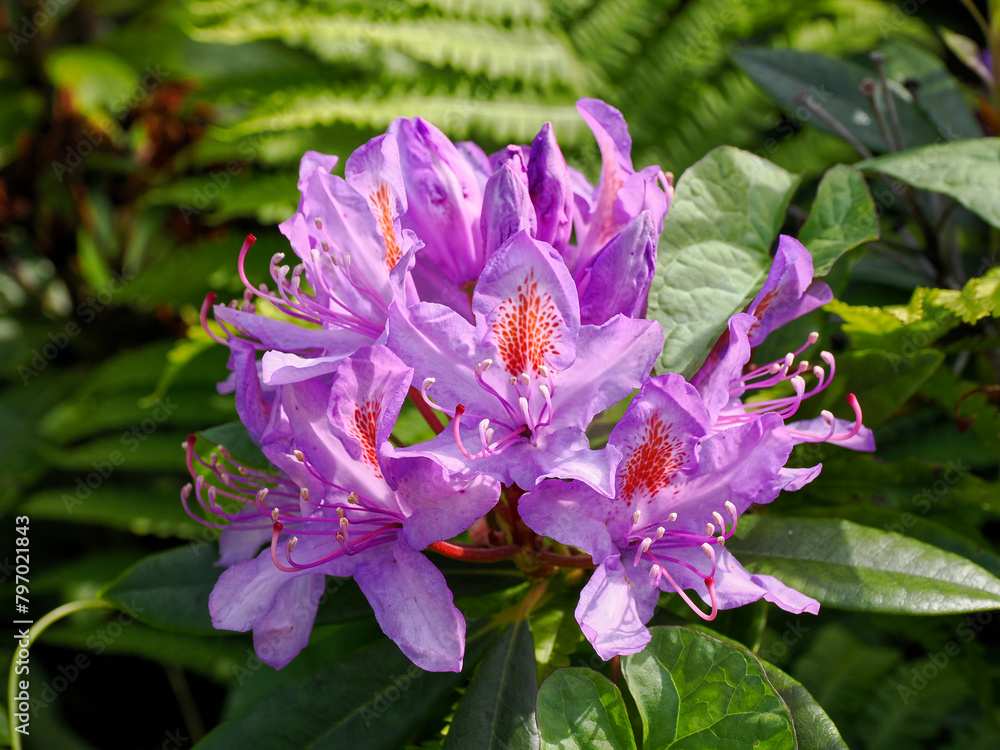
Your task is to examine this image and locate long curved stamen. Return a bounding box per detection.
[831,393,864,441]
[453,404,476,459]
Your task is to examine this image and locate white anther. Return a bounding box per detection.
[509,376,518,385]
[808,331,820,344]
[300,487,310,501]
[668,512,678,522]
[343,253,352,268]
[655,527,665,540]
[271,508,279,522]
[336,507,344,519]
[813,366,825,380]
[485,428,495,443]
[209,452,218,466]
[725,501,737,518]
[207,487,217,504]
[717,535,726,546]
[783,353,795,369]
[256,488,269,503]
[294,450,305,462]
[181,483,192,499]
[638,538,652,555]
[288,537,299,553]
[790,375,806,393]
[820,351,834,366]
[702,542,713,558]
[538,365,549,378]
[539,383,551,399]
[649,564,661,582]
[314,218,323,230]
[712,511,724,528]
[347,491,360,505]
[706,522,716,536]
[820,410,834,423]
[632,510,641,525]
[422,377,435,390]
[519,372,530,386]
[321,240,331,253]
[180,441,188,451]
[768,362,782,374]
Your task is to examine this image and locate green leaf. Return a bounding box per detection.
[621,627,795,750]
[798,165,879,276]
[733,47,940,153]
[536,668,636,750]
[763,661,848,750]
[879,38,982,141]
[443,619,540,750]
[727,516,1000,613]
[939,28,994,88]
[531,592,584,682]
[196,623,495,750]
[44,47,136,132]
[646,146,800,376]
[199,420,270,470]
[99,544,224,635]
[857,139,1000,228]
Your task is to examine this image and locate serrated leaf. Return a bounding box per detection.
[536,668,636,750]
[196,623,495,750]
[647,146,800,376]
[798,165,879,275]
[857,139,1000,228]
[733,47,940,153]
[443,620,540,750]
[99,544,224,635]
[622,627,795,750]
[727,516,1000,613]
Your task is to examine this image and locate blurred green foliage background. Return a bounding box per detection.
[2,1,999,748]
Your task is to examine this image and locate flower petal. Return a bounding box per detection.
[577,211,657,325]
[391,455,500,549]
[354,538,467,672]
[576,555,658,661]
[481,162,537,262]
[518,478,618,563]
[528,122,574,253]
[252,574,326,669]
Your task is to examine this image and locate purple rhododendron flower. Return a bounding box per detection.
[387,229,663,493]
[184,346,499,671]
[520,374,819,660]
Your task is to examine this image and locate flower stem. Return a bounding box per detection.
[407,386,445,435]
[534,547,595,568]
[427,540,521,562]
[8,599,112,750]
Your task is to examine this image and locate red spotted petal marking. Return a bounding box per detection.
[369,182,401,270]
[492,270,561,376]
[349,400,382,477]
[618,414,685,505]
[747,285,779,339]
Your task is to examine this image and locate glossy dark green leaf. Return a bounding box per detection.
[761,661,848,750]
[622,627,795,749]
[727,516,1000,613]
[880,39,981,141]
[536,668,636,750]
[733,47,940,153]
[443,620,540,750]
[196,623,495,750]
[647,146,800,376]
[798,165,879,276]
[857,139,1000,228]
[98,544,223,635]
[199,420,270,469]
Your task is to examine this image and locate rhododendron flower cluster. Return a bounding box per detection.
[183,98,872,672]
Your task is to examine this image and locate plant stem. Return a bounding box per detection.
[427,540,521,562]
[407,385,445,435]
[8,599,112,750]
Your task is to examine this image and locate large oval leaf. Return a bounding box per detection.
[646,146,800,376]
[536,668,636,750]
[761,660,847,750]
[443,619,540,750]
[727,516,1000,613]
[197,622,495,749]
[798,165,879,276]
[857,139,1000,228]
[622,627,795,749]
[99,544,224,635]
